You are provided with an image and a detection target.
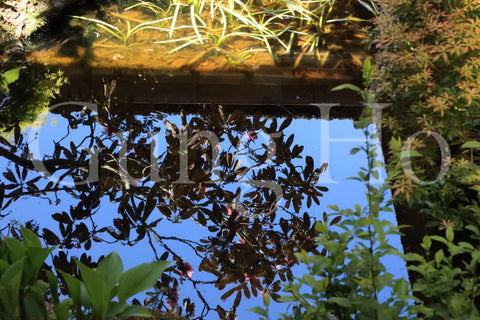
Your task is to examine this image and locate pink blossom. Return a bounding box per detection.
[195,184,210,194]
[238,238,246,244]
[226,205,234,216]
[104,124,114,136]
[244,131,258,142]
[260,290,268,297]
[244,273,250,283]
[306,235,312,240]
[167,294,178,306]
[180,262,194,278]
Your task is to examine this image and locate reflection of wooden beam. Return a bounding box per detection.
[56,66,363,119]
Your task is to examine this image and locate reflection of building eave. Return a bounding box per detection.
[53,66,364,120]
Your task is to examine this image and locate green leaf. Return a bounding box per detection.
[0,78,8,92]
[117,260,170,303]
[25,247,53,283]
[277,295,298,302]
[350,147,361,155]
[4,238,27,262]
[2,67,23,86]
[0,259,9,274]
[248,306,268,317]
[24,287,48,320]
[263,292,271,307]
[96,251,123,290]
[315,222,328,234]
[446,227,454,242]
[116,304,154,318]
[460,141,480,149]
[0,258,24,317]
[20,225,42,248]
[403,253,425,263]
[328,297,352,307]
[421,236,432,251]
[328,204,339,212]
[54,299,72,320]
[58,270,82,308]
[77,261,111,319]
[430,235,449,246]
[435,249,444,265]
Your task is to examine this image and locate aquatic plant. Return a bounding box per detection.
[69,0,371,65]
[70,14,170,46]
[70,15,171,46]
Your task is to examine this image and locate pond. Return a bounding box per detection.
[0,70,405,319]
[0,1,406,319]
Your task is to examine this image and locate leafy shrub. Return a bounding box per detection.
[372,0,480,314]
[0,225,170,319]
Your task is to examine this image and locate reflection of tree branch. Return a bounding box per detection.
[0,146,35,169]
[146,230,160,260]
[0,146,87,171]
[4,187,69,198]
[147,229,204,259]
[148,229,214,318]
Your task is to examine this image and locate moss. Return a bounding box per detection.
[0,63,67,131]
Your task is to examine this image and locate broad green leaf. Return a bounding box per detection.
[106,301,127,318]
[77,261,111,319]
[2,67,22,85]
[54,299,72,320]
[4,238,27,262]
[461,141,480,149]
[0,259,24,317]
[117,260,170,303]
[25,287,48,320]
[116,304,154,318]
[45,270,60,305]
[20,225,42,248]
[25,247,53,283]
[96,251,123,290]
[58,270,82,306]
[0,259,9,274]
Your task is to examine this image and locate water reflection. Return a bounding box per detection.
[0,72,331,318]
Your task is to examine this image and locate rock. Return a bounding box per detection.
[0,0,50,40]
